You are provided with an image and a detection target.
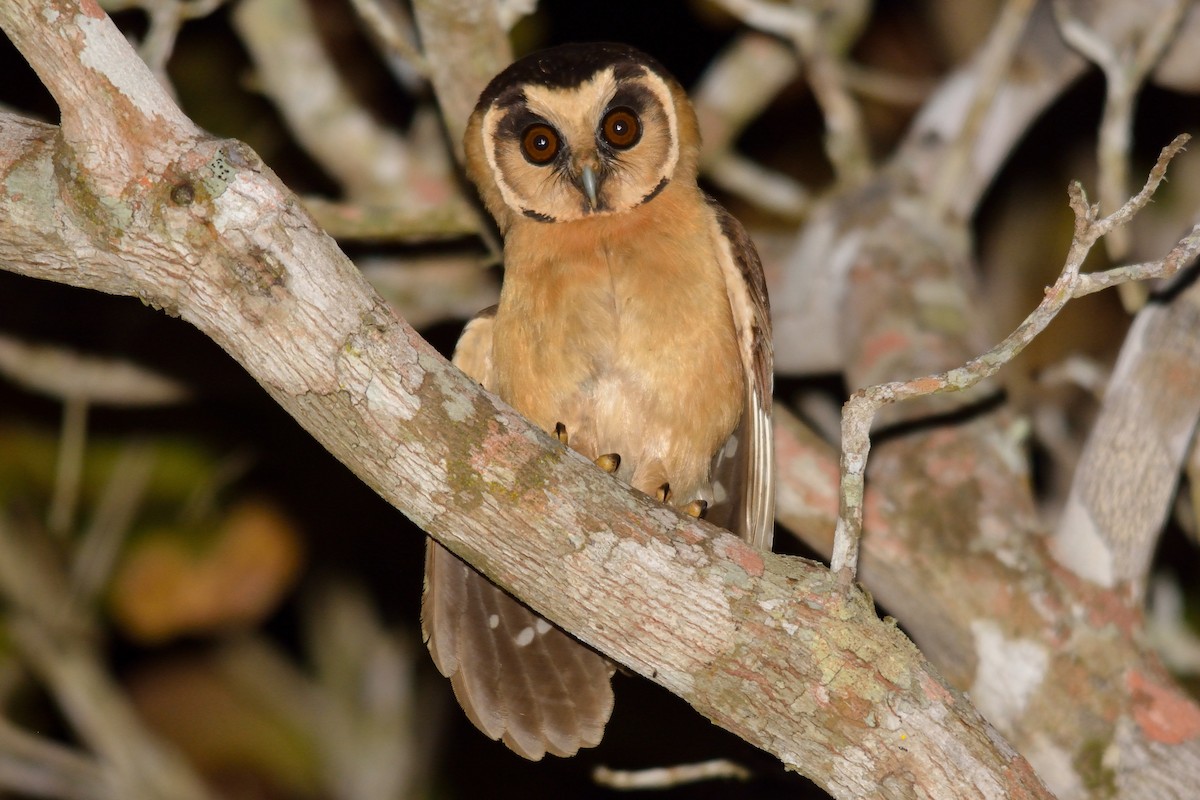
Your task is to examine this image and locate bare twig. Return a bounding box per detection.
[593,759,751,789]
[0,515,214,800]
[840,62,934,107]
[409,0,509,262]
[410,0,511,151]
[70,443,157,606]
[0,717,112,800]
[927,0,1038,217]
[1050,217,1200,594]
[708,0,872,182]
[300,196,481,242]
[47,397,88,538]
[10,618,214,800]
[772,7,1092,375]
[233,0,467,213]
[100,0,225,76]
[346,0,429,81]
[1054,0,1190,308]
[705,153,809,219]
[831,134,1194,580]
[692,32,808,216]
[8,336,185,544]
[0,334,191,406]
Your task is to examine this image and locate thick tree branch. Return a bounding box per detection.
[772,4,1090,374]
[1052,245,1200,597]
[410,0,510,153]
[0,2,1049,797]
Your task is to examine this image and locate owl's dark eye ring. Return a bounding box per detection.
[600,107,641,149]
[521,123,560,165]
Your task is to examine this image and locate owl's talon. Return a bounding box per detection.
[554,422,569,445]
[655,482,671,503]
[684,499,708,518]
[595,453,621,473]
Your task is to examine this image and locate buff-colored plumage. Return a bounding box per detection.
[422,42,774,761]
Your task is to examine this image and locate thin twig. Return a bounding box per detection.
[100,0,226,75]
[235,0,473,226]
[705,153,810,218]
[692,32,807,216]
[70,443,157,606]
[0,511,214,800]
[0,717,112,800]
[1053,0,1189,309]
[47,396,88,539]
[0,334,191,406]
[10,618,213,800]
[831,134,1194,581]
[593,759,752,790]
[708,0,872,182]
[347,0,430,81]
[840,62,934,107]
[928,0,1037,217]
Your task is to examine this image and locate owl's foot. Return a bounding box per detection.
[653,480,705,519]
[594,453,621,473]
[554,423,620,474]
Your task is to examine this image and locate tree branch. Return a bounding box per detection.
[1052,224,1200,596]
[832,135,1195,578]
[772,4,1091,374]
[0,2,1050,797]
[1054,0,1189,311]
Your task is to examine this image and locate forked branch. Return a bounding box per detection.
[831,133,1197,580]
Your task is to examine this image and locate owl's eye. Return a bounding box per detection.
[600,107,641,149]
[521,123,560,165]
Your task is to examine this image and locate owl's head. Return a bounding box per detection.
[464,43,701,231]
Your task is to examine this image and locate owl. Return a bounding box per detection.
[422,42,774,760]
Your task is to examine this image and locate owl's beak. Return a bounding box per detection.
[579,164,600,209]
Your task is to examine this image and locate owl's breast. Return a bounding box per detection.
[491,242,622,432]
[492,198,743,501]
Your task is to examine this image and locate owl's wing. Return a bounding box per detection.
[446,305,497,388]
[422,305,615,760]
[705,197,775,551]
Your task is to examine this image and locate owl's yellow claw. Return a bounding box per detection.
[595,453,621,473]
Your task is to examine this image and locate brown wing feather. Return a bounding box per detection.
[421,306,615,760]
[704,196,775,550]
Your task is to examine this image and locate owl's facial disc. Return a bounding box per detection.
[481,65,682,223]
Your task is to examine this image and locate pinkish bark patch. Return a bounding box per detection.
[714,535,765,578]
[1127,668,1200,744]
